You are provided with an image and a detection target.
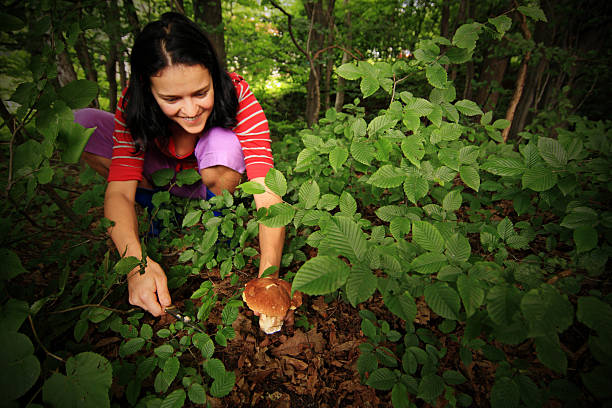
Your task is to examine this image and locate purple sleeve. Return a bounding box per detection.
[194,127,246,174]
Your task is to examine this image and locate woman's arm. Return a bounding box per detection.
[251,177,285,278]
[105,180,171,316]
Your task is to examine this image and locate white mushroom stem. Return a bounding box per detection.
[258,314,284,334]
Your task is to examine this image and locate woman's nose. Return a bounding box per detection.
[181,98,198,116]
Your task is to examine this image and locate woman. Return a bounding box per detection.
[76,12,284,317]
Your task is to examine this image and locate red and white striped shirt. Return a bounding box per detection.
[108,73,274,182]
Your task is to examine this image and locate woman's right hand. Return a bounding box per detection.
[127,257,172,316]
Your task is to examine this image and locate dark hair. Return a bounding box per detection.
[123,12,238,152]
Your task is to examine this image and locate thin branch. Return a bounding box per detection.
[51,304,138,315]
[269,0,309,58]
[29,315,65,363]
[312,44,361,61]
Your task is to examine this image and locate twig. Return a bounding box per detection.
[28,315,65,363]
[51,304,138,315]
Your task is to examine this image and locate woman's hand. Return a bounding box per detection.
[127,257,172,316]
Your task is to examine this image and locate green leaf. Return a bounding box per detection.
[0,299,29,332]
[339,191,357,216]
[384,292,417,322]
[154,344,174,359]
[452,22,482,51]
[366,368,397,390]
[426,64,448,89]
[162,357,180,386]
[538,137,568,168]
[176,168,201,186]
[265,168,287,197]
[352,118,367,137]
[497,217,514,241]
[237,180,265,194]
[457,275,484,317]
[392,383,411,408]
[401,136,425,167]
[160,388,186,408]
[346,264,377,306]
[521,286,573,337]
[487,285,521,326]
[577,296,612,340]
[459,165,480,191]
[412,220,444,253]
[113,256,142,276]
[492,119,511,130]
[424,283,461,320]
[119,338,145,358]
[188,383,207,404]
[418,374,445,403]
[522,166,557,191]
[442,190,462,212]
[573,226,598,253]
[329,147,349,172]
[455,99,483,116]
[361,75,379,98]
[445,233,471,263]
[443,370,467,385]
[560,207,598,229]
[0,331,40,400]
[535,336,566,374]
[350,139,376,165]
[488,15,513,34]
[298,179,320,209]
[410,252,447,274]
[517,5,548,22]
[491,377,520,408]
[483,157,526,176]
[210,370,235,397]
[58,80,98,109]
[458,146,480,165]
[259,202,295,228]
[42,352,112,408]
[293,256,350,295]
[318,216,368,262]
[192,333,215,359]
[0,248,28,281]
[57,122,95,164]
[368,165,405,188]
[336,62,362,80]
[403,174,429,204]
[152,168,175,187]
[0,12,25,31]
[182,209,202,228]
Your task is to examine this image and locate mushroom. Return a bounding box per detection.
[242,278,302,334]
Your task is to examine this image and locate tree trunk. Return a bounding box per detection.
[450,0,468,81]
[74,32,99,108]
[440,0,450,38]
[322,0,336,111]
[193,0,226,66]
[502,12,532,142]
[334,0,351,112]
[123,0,141,39]
[484,57,508,111]
[105,0,120,112]
[56,48,78,87]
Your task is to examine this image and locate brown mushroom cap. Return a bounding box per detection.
[242,278,303,334]
[243,278,291,317]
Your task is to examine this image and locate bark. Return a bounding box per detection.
[334,0,351,111]
[105,0,121,112]
[193,0,226,66]
[322,1,336,111]
[450,0,468,81]
[440,1,450,38]
[56,48,78,87]
[304,0,325,126]
[123,0,141,39]
[74,32,100,108]
[476,55,508,110]
[502,13,532,142]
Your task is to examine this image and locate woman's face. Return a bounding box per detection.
[150,64,215,135]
